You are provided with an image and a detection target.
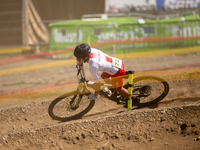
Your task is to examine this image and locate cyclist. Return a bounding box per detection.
[74,43,140,105]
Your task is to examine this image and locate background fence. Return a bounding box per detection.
[49,18,200,56]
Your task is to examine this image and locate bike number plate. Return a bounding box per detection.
[112,57,122,69]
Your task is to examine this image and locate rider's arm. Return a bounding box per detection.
[94,82,101,97]
[88,81,100,100]
[89,62,101,98]
[94,91,99,97]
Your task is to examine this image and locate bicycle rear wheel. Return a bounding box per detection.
[48,92,95,121]
[125,75,169,107]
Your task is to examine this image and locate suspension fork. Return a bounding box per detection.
[70,94,83,110]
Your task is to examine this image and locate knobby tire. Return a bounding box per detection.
[125,75,169,107]
[48,91,95,121]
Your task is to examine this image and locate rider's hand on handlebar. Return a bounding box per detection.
[88,94,97,101]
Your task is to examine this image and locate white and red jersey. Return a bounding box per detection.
[88,48,120,81]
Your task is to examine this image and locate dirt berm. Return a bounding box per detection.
[0,53,200,149]
[0,101,200,150]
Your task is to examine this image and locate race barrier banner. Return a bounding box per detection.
[48,14,200,52]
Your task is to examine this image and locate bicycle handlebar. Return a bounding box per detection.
[76,64,89,83]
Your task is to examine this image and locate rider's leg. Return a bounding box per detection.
[116,87,140,107]
[101,71,139,105]
[102,72,137,99]
[115,87,137,100]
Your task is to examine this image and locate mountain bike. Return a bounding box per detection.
[48,64,169,122]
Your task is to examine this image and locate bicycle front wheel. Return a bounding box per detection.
[125,75,169,107]
[48,92,95,121]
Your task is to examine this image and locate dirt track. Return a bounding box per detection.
[0,52,200,149]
